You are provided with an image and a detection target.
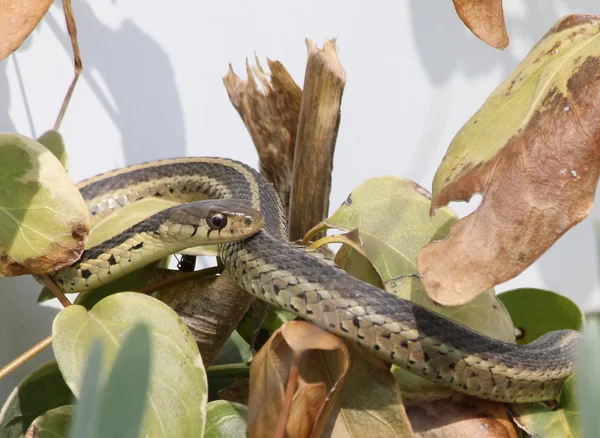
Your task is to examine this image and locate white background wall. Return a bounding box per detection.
[1,0,599,401]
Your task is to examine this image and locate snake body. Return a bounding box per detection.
[55,157,581,403]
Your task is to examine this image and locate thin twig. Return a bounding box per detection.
[288,39,346,241]
[53,0,82,130]
[0,335,53,381]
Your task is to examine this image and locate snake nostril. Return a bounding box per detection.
[244,217,252,226]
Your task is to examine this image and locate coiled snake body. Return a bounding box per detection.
[54,157,581,403]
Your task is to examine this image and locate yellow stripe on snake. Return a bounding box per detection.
[52,157,581,403]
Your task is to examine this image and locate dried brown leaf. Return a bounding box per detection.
[418,15,600,305]
[453,0,509,50]
[247,321,350,438]
[407,395,518,437]
[324,344,414,437]
[223,58,302,213]
[0,0,53,61]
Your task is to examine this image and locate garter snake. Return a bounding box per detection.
[53,157,580,403]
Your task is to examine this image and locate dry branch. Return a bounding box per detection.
[288,39,346,241]
[224,58,302,215]
[54,0,82,130]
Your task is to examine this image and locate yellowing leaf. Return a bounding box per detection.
[0,0,53,61]
[453,0,508,50]
[325,176,457,282]
[52,292,208,438]
[419,15,600,305]
[0,133,89,276]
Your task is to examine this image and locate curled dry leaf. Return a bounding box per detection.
[453,0,509,50]
[407,395,519,437]
[0,133,89,276]
[324,344,414,437]
[0,0,53,61]
[418,15,600,305]
[248,320,350,438]
[223,57,302,213]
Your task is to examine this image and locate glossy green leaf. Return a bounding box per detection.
[387,276,514,399]
[53,292,208,437]
[211,331,252,366]
[324,176,456,282]
[0,361,73,438]
[497,288,583,345]
[37,130,68,171]
[578,314,600,438]
[204,401,247,438]
[510,376,580,437]
[25,405,73,438]
[0,133,89,276]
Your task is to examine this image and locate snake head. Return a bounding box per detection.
[172,199,264,241]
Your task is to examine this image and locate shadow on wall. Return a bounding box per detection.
[410,0,600,305]
[0,278,58,400]
[45,0,186,164]
[410,0,600,84]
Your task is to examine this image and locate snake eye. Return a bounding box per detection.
[207,212,228,230]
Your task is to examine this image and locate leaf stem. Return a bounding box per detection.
[40,274,72,307]
[0,335,52,381]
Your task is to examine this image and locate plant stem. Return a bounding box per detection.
[0,335,52,381]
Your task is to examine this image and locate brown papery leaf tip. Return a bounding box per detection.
[453,0,509,50]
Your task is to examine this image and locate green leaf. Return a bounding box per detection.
[387,276,514,399]
[497,288,583,344]
[324,176,456,282]
[53,292,208,438]
[204,401,247,438]
[68,341,103,438]
[0,361,74,438]
[25,405,73,438]
[578,314,600,438]
[510,376,580,437]
[236,304,296,348]
[211,331,252,366]
[97,324,151,438]
[0,133,89,276]
[37,130,68,171]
